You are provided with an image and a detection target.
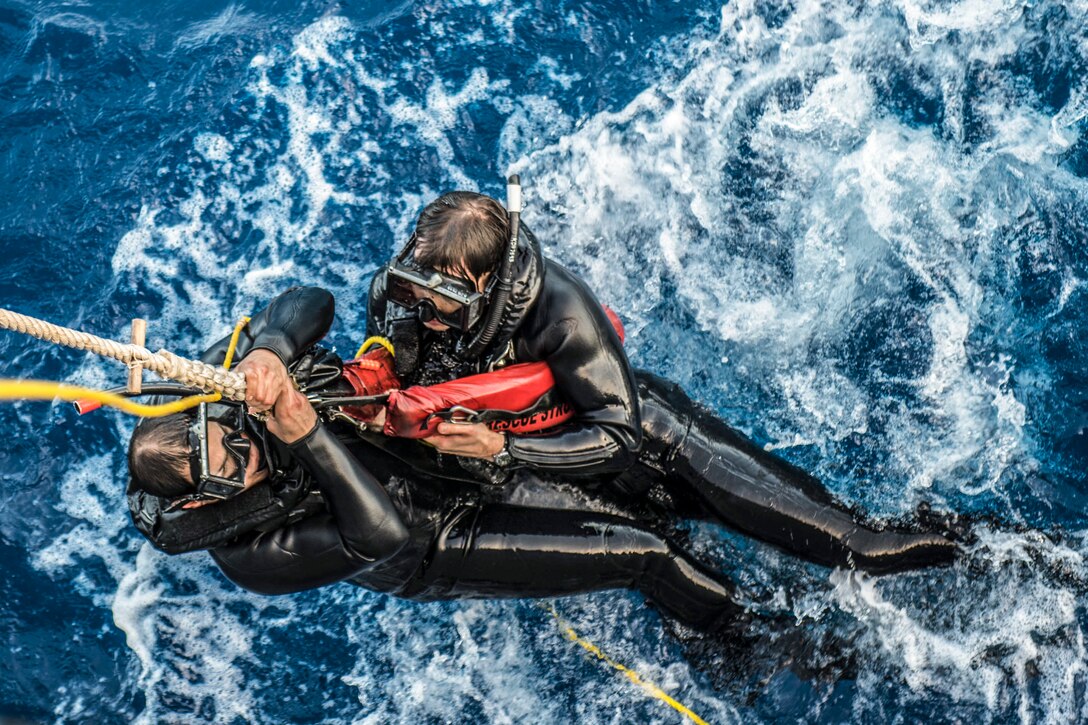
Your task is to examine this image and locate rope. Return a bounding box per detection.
[0,313,253,418]
[220,316,251,370]
[543,604,709,725]
[0,307,247,400]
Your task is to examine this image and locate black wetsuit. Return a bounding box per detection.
[211,433,742,631]
[367,226,958,574]
[130,287,743,631]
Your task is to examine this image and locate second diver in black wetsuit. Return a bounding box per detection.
[365,183,958,575]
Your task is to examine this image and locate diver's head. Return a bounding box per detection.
[127,413,194,498]
[387,191,508,333]
[128,404,268,510]
[414,191,508,281]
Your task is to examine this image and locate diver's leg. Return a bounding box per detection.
[417,505,743,631]
[636,371,957,575]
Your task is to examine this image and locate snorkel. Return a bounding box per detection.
[456,174,521,360]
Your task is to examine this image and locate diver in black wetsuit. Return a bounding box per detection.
[366,182,958,574]
[126,287,743,632]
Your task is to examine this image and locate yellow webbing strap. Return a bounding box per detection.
[354,336,395,360]
[0,315,251,418]
[220,316,251,370]
[544,604,709,725]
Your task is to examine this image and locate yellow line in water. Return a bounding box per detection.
[544,604,710,725]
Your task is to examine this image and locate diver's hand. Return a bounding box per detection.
[265,387,318,444]
[236,349,290,413]
[429,422,505,460]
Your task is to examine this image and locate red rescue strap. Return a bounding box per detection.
[384,362,572,438]
[342,307,626,438]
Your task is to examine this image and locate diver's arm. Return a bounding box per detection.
[209,425,410,594]
[211,512,395,595]
[245,286,335,364]
[505,270,642,474]
[200,286,336,366]
[210,392,409,595]
[287,422,409,563]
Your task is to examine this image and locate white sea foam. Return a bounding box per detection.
[832,528,1088,722]
[501,0,1085,514]
[341,594,739,725]
[26,435,284,721]
[174,4,262,50]
[107,547,278,723]
[32,453,131,602]
[108,12,523,343]
[492,0,1088,716]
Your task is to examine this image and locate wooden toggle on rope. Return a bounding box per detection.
[0,307,247,401]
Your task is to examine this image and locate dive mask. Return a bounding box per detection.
[385,235,493,331]
[167,402,255,511]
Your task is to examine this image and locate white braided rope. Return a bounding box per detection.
[0,307,247,401]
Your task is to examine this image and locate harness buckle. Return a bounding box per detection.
[425,405,481,428]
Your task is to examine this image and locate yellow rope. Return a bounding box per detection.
[544,604,709,725]
[0,315,252,418]
[0,381,220,416]
[354,336,395,360]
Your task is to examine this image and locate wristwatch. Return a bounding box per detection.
[491,434,514,468]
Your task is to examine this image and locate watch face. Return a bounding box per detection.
[492,445,513,468]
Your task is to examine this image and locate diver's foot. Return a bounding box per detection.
[665,606,860,695]
[849,529,960,575]
[914,501,977,544]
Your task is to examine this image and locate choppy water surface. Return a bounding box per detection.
[2,0,1088,722]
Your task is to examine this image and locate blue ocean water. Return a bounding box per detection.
[2,0,1088,721]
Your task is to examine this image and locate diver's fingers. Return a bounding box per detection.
[429,423,504,459]
[435,421,478,436]
[278,386,314,415]
[265,387,317,443]
[237,349,289,410]
[259,365,282,404]
[257,367,288,409]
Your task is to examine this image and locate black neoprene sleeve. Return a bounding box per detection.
[200,286,336,367]
[505,264,642,474]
